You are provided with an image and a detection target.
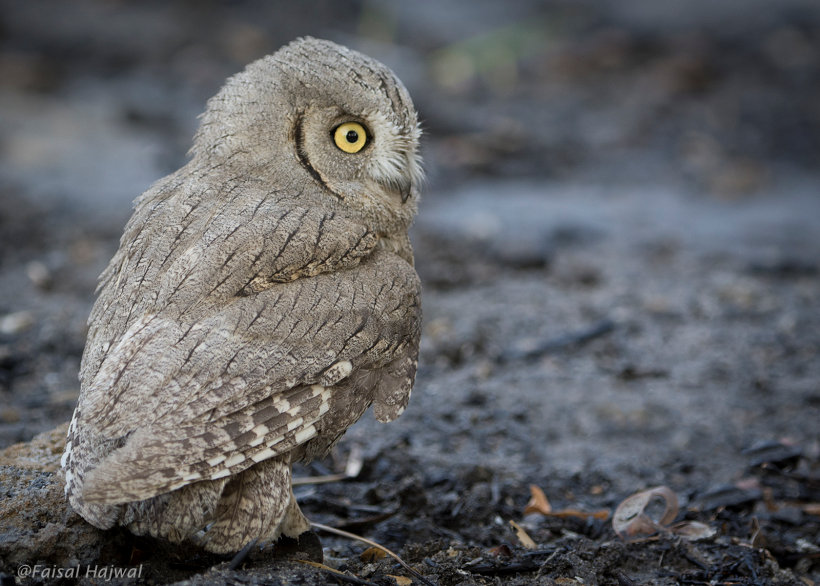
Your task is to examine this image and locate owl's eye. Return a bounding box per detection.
[333,122,368,153]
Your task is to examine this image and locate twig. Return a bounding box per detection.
[502,319,615,362]
[311,521,436,586]
[293,473,350,486]
[227,538,258,571]
[297,560,379,585]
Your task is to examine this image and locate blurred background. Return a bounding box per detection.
[1,0,819,474]
[2,3,820,580]
[3,0,820,208]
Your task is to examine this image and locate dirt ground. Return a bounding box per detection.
[1,1,819,584]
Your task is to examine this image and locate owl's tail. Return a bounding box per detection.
[62,408,121,530]
[199,455,310,554]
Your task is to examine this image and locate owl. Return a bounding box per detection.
[61,37,423,554]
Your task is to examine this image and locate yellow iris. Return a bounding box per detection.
[333,122,368,153]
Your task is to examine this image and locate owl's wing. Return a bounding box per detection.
[82,187,379,382]
[78,250,421,504]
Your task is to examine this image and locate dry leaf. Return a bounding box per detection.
[803,503,820,516]
[388,575,413,586]
[669,520,716,541]
[613,486,679,539]
[509,520,537,549]
[487,544,513,558]
[524,484,552,515]
[613,485,715,541]
[360,546,387,562]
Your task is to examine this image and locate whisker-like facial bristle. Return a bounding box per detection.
[365,112,424,196]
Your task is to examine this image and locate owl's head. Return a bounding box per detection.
[192,37,423,235]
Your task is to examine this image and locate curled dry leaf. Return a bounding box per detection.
[613,485,715,541]
[509,520,537,549]
[613,485,679,539]
[524,484,552,515]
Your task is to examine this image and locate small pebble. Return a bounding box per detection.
[0,311,34,335]
[25,261,51,288]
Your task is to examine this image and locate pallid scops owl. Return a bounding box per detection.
[62,37,423,554]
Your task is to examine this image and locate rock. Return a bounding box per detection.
[0,425,331,584]
[0,423,122,570]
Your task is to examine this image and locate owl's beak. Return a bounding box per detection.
[391,175,412,203]
[400,182,411,204]
[375,168,414,204]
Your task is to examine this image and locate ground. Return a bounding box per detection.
[0,1,818,584]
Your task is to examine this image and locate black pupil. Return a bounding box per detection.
[345,130,359,143]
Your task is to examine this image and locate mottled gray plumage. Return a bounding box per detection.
[62,37,423,553]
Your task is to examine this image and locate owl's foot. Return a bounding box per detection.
[279,487,312,537]
[270,491,321,561]
[272,530,323,562]
[224,530,323,570]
